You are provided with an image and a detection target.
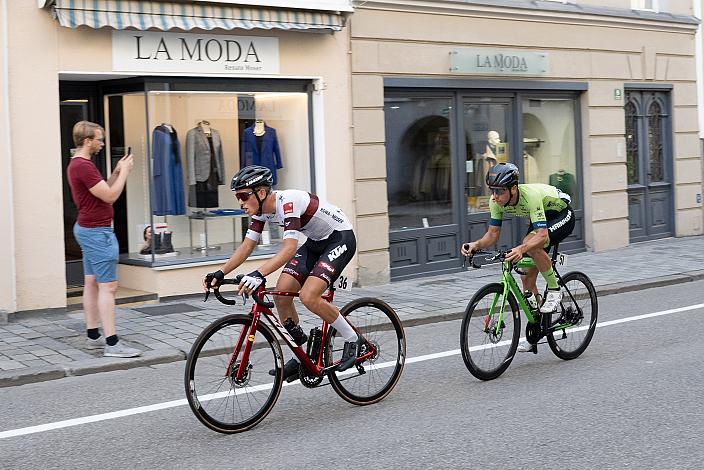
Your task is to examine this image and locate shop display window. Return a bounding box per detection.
[104,85,311,266]
[385,96,454,231]
[521,97,578,206]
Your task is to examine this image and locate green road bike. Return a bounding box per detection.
[460,247,598,380]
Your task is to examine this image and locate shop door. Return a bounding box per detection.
[625,90,674,242]
[385,95,459,280]
[60,84,103,287]
[463,99,518,250]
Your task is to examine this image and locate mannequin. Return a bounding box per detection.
[253,119,265,136]
[198,120,211,136]
[240,119,283,185]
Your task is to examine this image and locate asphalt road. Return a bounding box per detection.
[2,280,704,470]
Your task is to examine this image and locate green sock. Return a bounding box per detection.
[541,267,559,289]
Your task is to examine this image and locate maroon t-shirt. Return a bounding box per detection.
[67,157,114,228]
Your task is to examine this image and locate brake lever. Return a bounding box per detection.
[203,289,210,302]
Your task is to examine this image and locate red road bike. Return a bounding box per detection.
[185,275,406,433]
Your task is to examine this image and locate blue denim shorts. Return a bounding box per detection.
[73,224,119,283]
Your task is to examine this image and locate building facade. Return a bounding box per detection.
[349,0,704,282]
[0,0,356,313]
[1,0,703,314]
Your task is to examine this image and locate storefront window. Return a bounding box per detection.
[385,96,453,231]
[105,86,310,265]
[464,102,510,214]
[521,98,578,206]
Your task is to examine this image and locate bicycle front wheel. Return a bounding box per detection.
[547,271,598,360]
[325,298,406,405]
[184,314,283,433]
[460,283,520,381]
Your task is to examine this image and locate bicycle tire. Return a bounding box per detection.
[324,298,406,405]
[184,314,283,433]
[460,283,521,381]
[547,271,598,360]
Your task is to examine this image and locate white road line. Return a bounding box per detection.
[2,302,703,440]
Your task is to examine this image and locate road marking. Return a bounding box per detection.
[2,302,703,439]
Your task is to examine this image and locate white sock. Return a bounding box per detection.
[331,314,358,342]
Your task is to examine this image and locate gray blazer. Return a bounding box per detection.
[185,127,225,185]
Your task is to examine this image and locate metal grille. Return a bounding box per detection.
[625,100,639,185]
[647,100,664,182]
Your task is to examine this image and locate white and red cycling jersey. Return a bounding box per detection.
[245,190,352,242]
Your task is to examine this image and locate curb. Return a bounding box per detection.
[2,270,702,388]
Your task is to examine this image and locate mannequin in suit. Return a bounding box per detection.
[240,119,283,185]
[186,120,225,208]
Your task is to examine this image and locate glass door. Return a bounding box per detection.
[463,99,515,250]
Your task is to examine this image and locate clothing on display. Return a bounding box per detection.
[523,151,540,184]
[549,170,576,197]
[186,122,225,208]
[151,123,186,216]
[240,120,283,185]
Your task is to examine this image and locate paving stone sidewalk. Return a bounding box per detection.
[1,235,703,387]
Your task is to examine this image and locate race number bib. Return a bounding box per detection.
[335,275,352,291]
[557,253,569,266]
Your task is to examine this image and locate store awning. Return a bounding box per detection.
[48,0,351,32]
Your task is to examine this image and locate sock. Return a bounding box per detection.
[106,335,119,346]
[87,328,100,340]
[541,267,559,289]
[331,315,358,342]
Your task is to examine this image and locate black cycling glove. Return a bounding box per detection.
[205,269,225,288]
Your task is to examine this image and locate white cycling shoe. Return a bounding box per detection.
[540,289,562,313]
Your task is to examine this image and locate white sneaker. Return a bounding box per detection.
[540,289,563,313]
[104,342,142,358]
[85,336,106,350]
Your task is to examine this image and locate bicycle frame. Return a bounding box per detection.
[228,288,375,382]
[490,259,537,335]
[490,256,578,335]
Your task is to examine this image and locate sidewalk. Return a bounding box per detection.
[1,235,703,387]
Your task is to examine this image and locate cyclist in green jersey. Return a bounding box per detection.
[461,163,575,351]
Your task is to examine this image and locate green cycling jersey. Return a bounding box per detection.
[489,183,570,231]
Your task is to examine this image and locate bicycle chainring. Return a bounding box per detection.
[299,366,324,388]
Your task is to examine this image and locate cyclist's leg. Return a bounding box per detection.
[276,242,317,325]
[537,207,576,312]
[274,272,302,324]
[300,230,360,371]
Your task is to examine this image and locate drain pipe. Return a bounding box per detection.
[1,0,18,316]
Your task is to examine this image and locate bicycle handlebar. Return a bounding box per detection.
[464,249,509,269]
[206,274,276,309]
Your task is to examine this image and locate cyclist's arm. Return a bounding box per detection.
[474,225,500,250]
[256,237,298,276]
[219,238,257,275]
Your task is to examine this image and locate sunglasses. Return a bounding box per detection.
[489,187,508,196]
[235,190,255,202]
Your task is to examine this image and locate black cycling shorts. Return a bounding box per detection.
[282,230,356,287]
[525,206,575,250]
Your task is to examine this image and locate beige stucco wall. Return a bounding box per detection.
[349,2,703,264]
[4,3,353,311]
[5,2,65,312]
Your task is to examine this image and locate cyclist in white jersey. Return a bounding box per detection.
[204,166,362,381]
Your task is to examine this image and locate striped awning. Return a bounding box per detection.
[50,0,349,32]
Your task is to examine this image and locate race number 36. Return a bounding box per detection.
[336,275,352,291]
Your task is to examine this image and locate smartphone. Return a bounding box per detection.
[127,146,132,156]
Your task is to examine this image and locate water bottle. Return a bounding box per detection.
[306,327,322,361]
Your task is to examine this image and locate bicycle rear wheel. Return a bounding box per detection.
[184,314,283,433]
[325,298,406,405]
[547,271,598,360]
[460,283,520,381]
